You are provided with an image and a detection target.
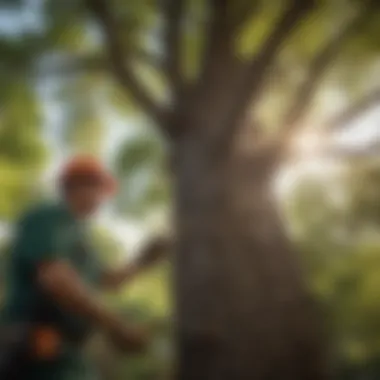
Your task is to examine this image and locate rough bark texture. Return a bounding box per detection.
[173,126,327,380]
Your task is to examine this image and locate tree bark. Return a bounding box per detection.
[173,128,327,380]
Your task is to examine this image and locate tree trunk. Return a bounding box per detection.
[173,131,327,380]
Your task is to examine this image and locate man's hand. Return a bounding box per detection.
[135,235,172,270]
[100,235,173,291]
[106,324,149,353]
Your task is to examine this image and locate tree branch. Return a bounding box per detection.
[199,0,231,81]
[281,0,378,138]
[322,139,380,160]
[133,47,163,71]
[86,0,169,133]
[219,0,315,149]
[247,0,315,93]
[161,0,185,98]
[326,88,380,131]
[36,47,163,79]
[230,0,260,33]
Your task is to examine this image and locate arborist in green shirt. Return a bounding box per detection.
[0,155,169,380]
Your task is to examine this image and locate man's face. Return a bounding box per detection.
[65,179,106,217]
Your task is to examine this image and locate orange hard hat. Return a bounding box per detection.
[59,155,117,196]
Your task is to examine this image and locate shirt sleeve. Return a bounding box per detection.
[17,210,70,270]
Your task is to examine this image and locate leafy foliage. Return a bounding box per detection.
[285,160,380,377]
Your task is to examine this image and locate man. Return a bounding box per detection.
[0,155,169,380]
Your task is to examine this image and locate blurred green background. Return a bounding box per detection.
[0,0,379,378]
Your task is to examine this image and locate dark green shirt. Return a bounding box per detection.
[2,201,102,379]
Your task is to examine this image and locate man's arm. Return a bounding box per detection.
[16,207,147,352]
[99,236,171,291]
[37,260,146,352]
